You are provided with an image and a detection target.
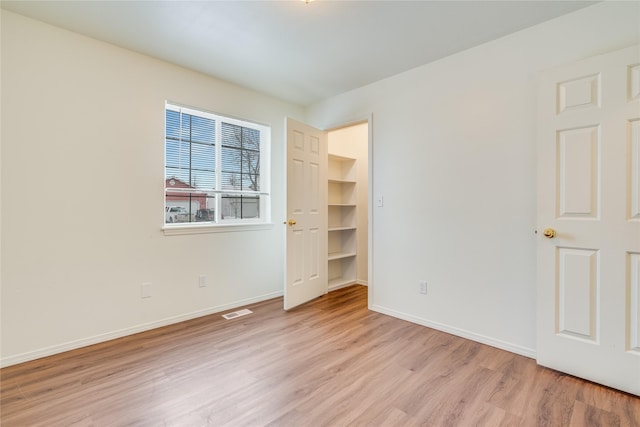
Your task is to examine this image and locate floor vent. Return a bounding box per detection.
[222,309,253,320]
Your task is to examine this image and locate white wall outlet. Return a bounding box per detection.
[376,194,384,207]
[419,280,427,295]
[141,282,152,298]
[198,275,207,288]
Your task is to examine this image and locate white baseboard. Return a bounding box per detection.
[371,304,536,359]
[0,290,283,368]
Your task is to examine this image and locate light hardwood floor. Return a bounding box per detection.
[1,285,638,426]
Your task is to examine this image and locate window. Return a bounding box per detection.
[164,103,270,229]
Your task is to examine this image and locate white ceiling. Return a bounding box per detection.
[1,0,596,106]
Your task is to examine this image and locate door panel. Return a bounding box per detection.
[557,73,600,113]
[537,45,640,396]
[630,120,640,219]
[291,228,304,286]
[630,64,640,101]
[309,161,320,214]
[629,252,640,352]
[291,159,305,215]
[309,227,320,280]
[556,247,599,341]
[284,118,328,310]
[557,126,600,218]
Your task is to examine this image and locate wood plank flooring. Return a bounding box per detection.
[1,285,638,426]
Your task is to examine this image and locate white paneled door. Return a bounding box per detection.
[537,45,640,395]
[284,118,328,310]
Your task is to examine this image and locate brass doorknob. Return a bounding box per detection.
[543,228,556,238]
[287,219,297,226]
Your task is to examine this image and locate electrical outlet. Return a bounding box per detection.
[141,282,152,298]
[419,280,427,295]
[199,275,207,288]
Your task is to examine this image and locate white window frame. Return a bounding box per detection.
[163,102,272,235]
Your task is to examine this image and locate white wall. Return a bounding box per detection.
[0,11,304,366]
[328,123,368,284]
[307,2,640,356]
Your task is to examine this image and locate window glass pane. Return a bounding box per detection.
[165,109,216,191]
[221,194,260,220]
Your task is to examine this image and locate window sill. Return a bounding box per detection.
[163,222,275,236]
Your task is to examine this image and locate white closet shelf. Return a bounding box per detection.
[328,251,357,261]
[328,178,356,184]
[328,226,356,232]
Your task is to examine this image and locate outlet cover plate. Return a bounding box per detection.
[419,280,427,295]
[141,282,152,298]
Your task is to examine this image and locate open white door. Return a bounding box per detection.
[537,45,640,395]
[284,118,328,310]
